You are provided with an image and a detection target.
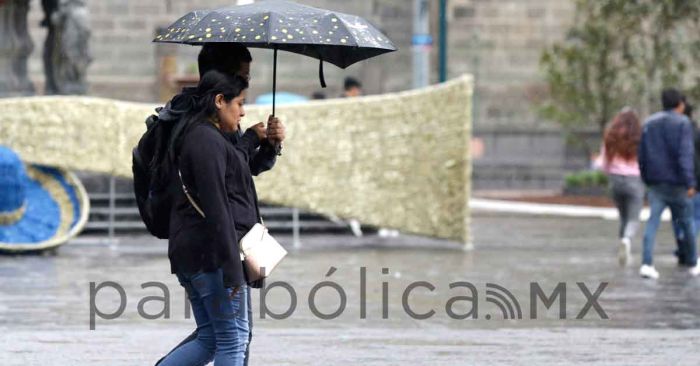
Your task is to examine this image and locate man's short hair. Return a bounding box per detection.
[661,88,684,110]
[198,43,253,77]
[343,76,362,91]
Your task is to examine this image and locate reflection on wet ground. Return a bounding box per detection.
[1,214,698,365]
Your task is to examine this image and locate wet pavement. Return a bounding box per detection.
[1,213,699,365]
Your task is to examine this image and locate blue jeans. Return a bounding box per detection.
[159,269,249,366]
[155,279,255,366]
[643,184,697,266]
[672,193,700,261]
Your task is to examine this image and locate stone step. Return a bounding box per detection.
[83,211,352,235]
[87,206,317,216]
[78,173,354,236]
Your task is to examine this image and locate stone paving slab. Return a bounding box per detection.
[1,214,698,365]
[1,326,697,365]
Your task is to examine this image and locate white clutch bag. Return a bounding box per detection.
[238,223,288,281]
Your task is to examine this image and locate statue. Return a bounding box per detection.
[0,0,90,97]
[0,0,35,97]
[41,0,91,95]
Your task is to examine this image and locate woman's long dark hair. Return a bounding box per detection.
[603,109,642,163]
[170,71,249,162]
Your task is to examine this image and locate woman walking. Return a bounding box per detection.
[595,108,644,266]
[159,70,261,366]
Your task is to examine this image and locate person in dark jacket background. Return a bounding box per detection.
[671,100,700,265]
[158,71,258,366]
[638,88,700,279]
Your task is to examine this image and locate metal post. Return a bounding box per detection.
[472,32,480,125]
[438,0,448,83]
[108,175,116,240]
[412,0,431,88]
[292,207,301,249]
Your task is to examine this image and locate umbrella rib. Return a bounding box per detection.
[298,14,324,59]
[188,10,221,44]
[263,10,274,46]
[329,12,360,48]
[267,10,279,46]
[218,10,237,43]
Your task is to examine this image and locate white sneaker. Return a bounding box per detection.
[690,264,700,277]
[639,265,660,279]
[618,238,631,266]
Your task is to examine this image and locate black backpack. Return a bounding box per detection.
[133,96,198,239]
[133,90,198,238]
[132,112,174,238]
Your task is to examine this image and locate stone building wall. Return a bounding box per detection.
[22,1,575,114]
[19,0,581,191]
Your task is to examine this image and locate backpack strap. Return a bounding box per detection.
[250,181,264,226]
[179,169,265,226]
[178,169,205,218]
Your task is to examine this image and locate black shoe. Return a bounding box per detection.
[678,255,693,267]
[674,248,693,266]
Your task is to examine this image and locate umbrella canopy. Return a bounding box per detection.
[154,0,397,69]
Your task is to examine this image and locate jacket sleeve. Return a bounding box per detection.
[232,129,261,160]
[694,130,700,185]
[223,129,274,176]
[249,141,279,176]
[182,128,242,278]
[638,130,649,185]
[679,121,696,188]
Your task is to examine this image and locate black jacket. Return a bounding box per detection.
[168,121,261,287]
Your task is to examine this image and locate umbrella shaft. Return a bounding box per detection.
[272,47,277,117]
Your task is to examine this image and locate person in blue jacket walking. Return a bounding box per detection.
[638,88,700,279]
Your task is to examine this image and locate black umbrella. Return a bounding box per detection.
[154,0,397,115]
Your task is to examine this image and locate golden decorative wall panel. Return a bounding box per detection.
[0,75,472,243]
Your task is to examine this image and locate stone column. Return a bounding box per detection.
[0,0,35,97]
